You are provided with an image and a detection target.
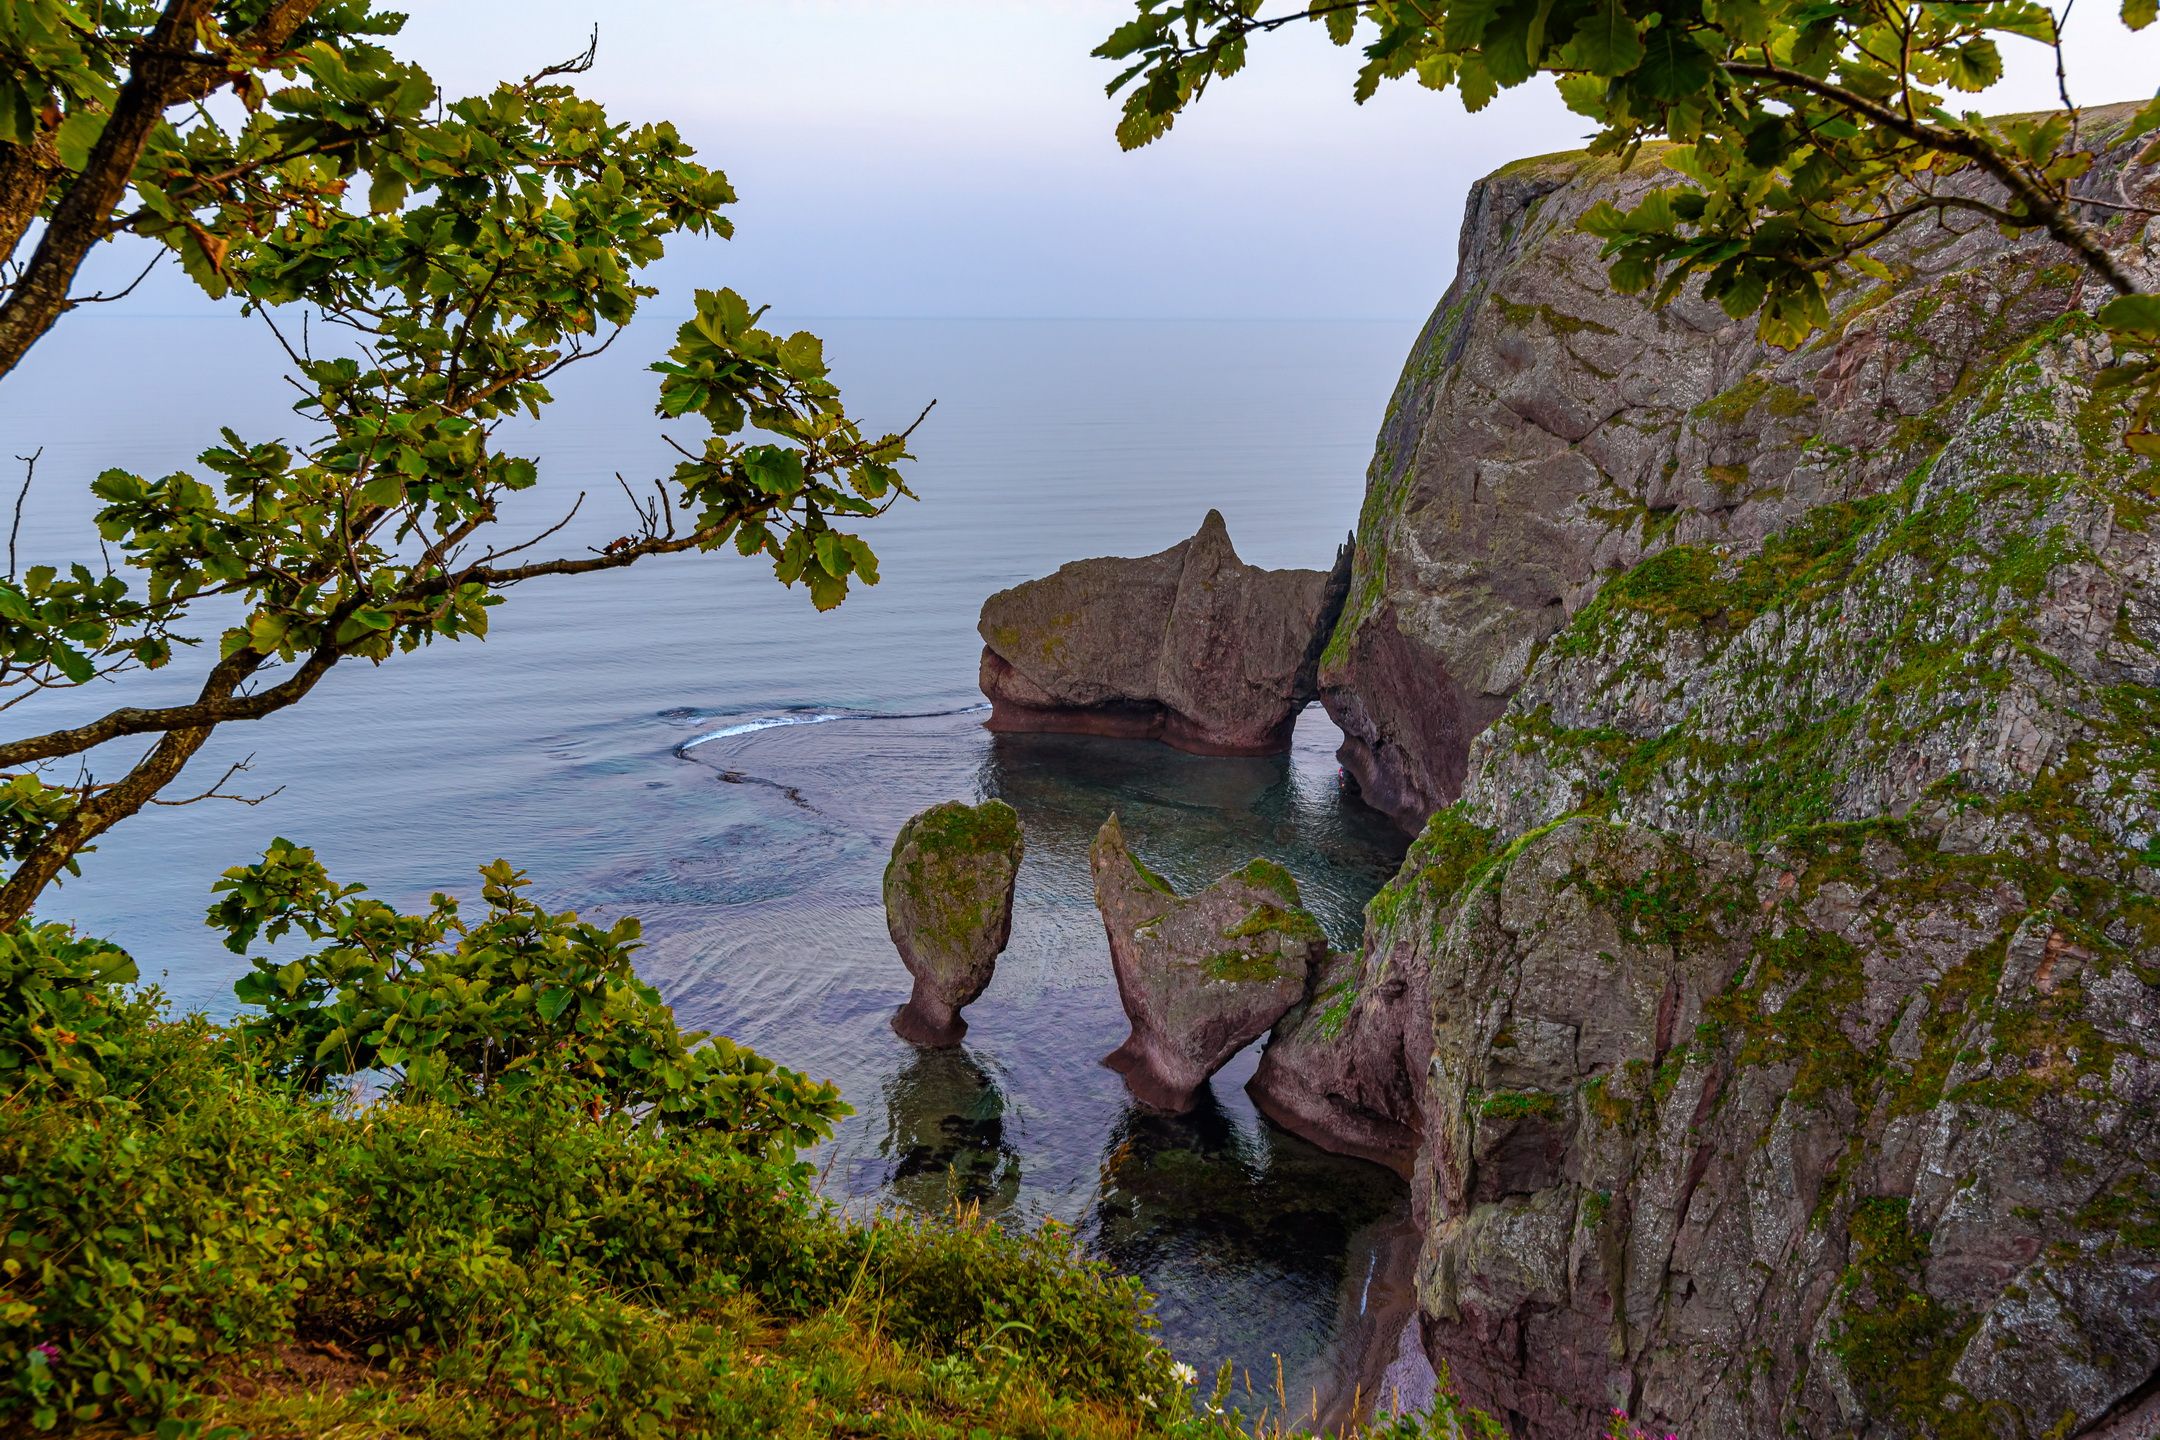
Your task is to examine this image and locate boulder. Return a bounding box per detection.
[1089,813,1326,1111]
[978,510,1351,756]
[882,799,1024,1046]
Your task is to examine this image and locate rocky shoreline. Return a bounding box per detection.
[941,106,2160,1439]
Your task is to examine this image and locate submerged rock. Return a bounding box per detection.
[1089,814,1326,1111]
[978,509,1350,755]
[883,799,1023,1046]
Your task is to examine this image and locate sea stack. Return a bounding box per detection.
[1089,814,1327,1111]
[883,799,1024,1046]
[977,510,1350,755]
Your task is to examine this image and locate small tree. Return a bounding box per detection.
[0,5,921,925]
[1098,0,2160,443]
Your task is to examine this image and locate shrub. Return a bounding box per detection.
[0,873,1516,1438]
[216,841,846,1157]
[0,892,1188,1437]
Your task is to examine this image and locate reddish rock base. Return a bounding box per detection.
[1100,1032,1208,1112]
[982,654,1302,758]
[890,980,969,1048]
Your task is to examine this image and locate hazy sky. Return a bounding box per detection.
[103,1,2160,320]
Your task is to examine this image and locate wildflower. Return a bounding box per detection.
[32,1342,59,1363]
[1170,1361,1197,1387]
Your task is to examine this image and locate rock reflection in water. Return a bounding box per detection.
[976,717,1403,950]
[878,1044,1022,1220]
[1090,1092,1405,1391]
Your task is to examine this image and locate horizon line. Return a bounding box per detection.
[69,310,1431,325]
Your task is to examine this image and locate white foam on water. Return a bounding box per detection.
[676,701,993,754]
[679,712,843,750]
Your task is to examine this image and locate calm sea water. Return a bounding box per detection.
[4,310,1418,1400]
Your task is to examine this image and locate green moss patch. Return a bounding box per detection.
[1474,1088,1563,1121]
[1231,857,1302,904]
[1831,1197,1984,1437]
[1225,902,1325,947]
[1128,849,1178,896]
[1201,949,1284,983]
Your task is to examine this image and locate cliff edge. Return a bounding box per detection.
[1267,105,2160,1438]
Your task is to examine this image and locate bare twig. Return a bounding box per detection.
[146,754,284,807]
[2055,0,2080,154]
[522,26,599,90]
[7,447,35,581]
[66,252,165,307]
[474,491,588,567]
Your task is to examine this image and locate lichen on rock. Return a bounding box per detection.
[883,799,1024,1046]
[1247,111,2160,1440]
[1316,110,2150,833]
[1090,814,1327,1111]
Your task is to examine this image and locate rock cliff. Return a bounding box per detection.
[1263,107,2160,1438]
[979,510,1351,755]
[1321,115,2149,831]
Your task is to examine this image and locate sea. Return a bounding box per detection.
[3,309,1424,1412]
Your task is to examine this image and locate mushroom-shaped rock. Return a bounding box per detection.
[883,799,1024,1046]
[1089,814,1326,1111]
[978,510,1351,756]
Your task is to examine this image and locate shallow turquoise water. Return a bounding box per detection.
[4,310,1416,1396]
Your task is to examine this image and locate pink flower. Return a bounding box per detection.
[32,1342,59,1362]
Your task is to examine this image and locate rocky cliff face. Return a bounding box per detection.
[1273,108,2160,1438]
[1322,121,2138,830]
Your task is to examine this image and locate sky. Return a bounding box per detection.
[82,0,2160,321]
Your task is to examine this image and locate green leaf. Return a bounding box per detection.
[1945,37,2002,91]
[1563,0,1645,75]
[1636,26,1714,100]
[2124,94,2160,145]
[246,611,290,655]
[2125,0,2156,29]
[838,535,880,585]
[2101,294,2160,346]
[54,108,106,172]
[1458,52,1500,111]
[51,645,95,684]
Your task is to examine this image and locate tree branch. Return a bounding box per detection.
[0,0,329,383]
[1722,56,2141,296]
